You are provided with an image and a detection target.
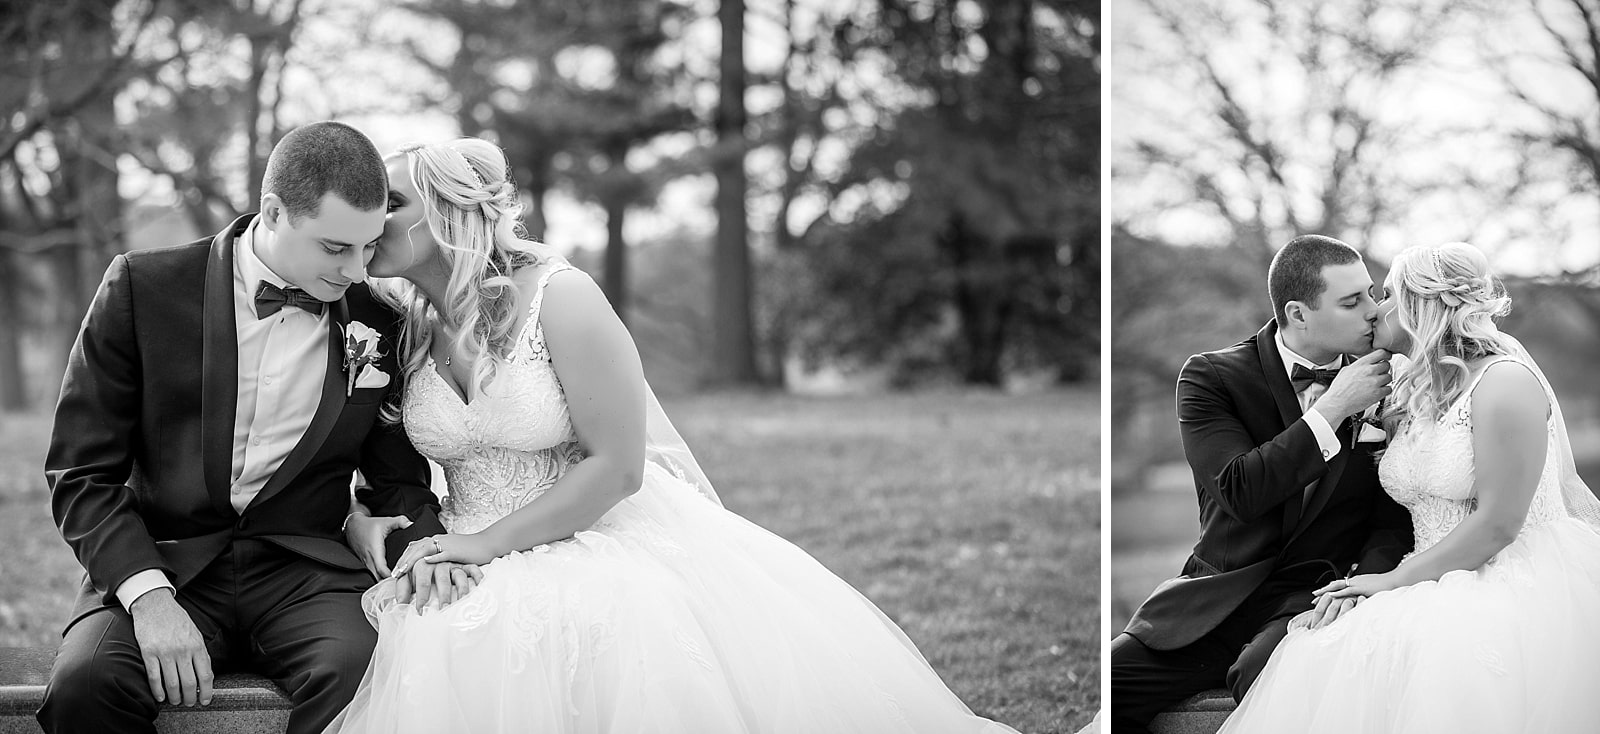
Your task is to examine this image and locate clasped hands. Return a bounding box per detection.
[345,513,493,613]
[1294,572,1401,631]
[390,533,501,613]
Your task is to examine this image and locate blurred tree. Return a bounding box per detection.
[121,0,306,236]
[1480,0,1600,276]
[709,0,758,385]
[0,0,162,409]
[1108,227,1266,489]
[779,0,1098,386]
[397,0,697,320]
[1115,0,1474,262]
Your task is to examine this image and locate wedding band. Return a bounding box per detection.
[432,538,442,553]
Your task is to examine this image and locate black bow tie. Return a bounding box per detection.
[1290,363,1341,393]
[254,281,325,319]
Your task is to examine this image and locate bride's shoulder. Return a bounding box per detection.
[508,258,605,324]
[510,253,588,289]
[1468,357,1546,421]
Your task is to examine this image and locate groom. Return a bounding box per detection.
[39,121,449,734]
[1110,235,1413,733]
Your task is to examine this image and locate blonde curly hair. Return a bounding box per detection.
[380,138,552,419]
[1382,242,1516,424]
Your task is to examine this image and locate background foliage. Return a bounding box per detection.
[0,0,1098,404]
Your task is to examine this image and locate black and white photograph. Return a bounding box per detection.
[0,1,1100,732]
[1109,1,1600,733]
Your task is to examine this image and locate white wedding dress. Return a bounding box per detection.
[325,263,1018,734]
[1218,354,1600,733]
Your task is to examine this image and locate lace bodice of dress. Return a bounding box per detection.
[402,261,587,534]
[1377,356,1564,556]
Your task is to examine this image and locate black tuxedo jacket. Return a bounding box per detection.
[1124,321,1412,650]
[46,213,445,625]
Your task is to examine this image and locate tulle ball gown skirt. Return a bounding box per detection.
[1218,517,1600,734]
[325,462,1018,733]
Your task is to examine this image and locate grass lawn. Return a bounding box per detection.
[1,388,1097,733]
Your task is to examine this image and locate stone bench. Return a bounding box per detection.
[0,647,291,734]
[1150,689,1236,734]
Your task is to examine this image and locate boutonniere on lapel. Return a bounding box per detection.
[341,321,390,396]
[1351,400,1388,448]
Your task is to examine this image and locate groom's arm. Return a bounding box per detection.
[1354,479,1413,575]
[1177,354,1331,523]
[355,417,446,568]
[45,254,171,606]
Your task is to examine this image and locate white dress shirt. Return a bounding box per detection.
[117,218,331,610]
[1274,330,1344,462]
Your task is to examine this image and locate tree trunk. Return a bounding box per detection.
[76,88,122,304]
[246,35,269,208]
[0,247,26,411]
[602,194,627,323]
[710,0,757,385]
[942,213,1005,386]
[521,152,550,241]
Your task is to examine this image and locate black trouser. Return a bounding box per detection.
[1110,563,1340,734]
[37,538,377,734]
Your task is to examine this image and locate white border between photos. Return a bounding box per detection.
[1098,0,1112,724]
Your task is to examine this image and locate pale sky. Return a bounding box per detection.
[1109,0,1600,277]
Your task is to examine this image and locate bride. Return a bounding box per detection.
[321,137,1019,733]
[1216,242,1600,732]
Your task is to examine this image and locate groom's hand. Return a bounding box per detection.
[346,513,413,579]
[1304,591,1360,630]
[395,561,483,611]
[1313,349,1393,423]
[129,588,213,707]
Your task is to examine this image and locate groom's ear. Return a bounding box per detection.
[1282,300,1308,329]
[260,193,285,231]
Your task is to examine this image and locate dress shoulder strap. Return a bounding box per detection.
[510,258,577,360]
[526,259,577,324]
[1463,354,1526,397]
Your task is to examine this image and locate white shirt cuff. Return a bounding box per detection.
[115,569,175,611]
[1304,408,1343,462]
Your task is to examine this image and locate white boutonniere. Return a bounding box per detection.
[1352,402,1388,447]
[341,321,385,397]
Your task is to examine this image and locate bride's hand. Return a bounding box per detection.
[392,534,499,580]
[1317,573,1400,600]
[395,560,484,610]
[1303,590,1361,630]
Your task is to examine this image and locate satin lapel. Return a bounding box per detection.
[246,297,349,511]
[1257,321,1304,431]
[1255,321,1306,536]
[1287,417,1354,544]
[200,215,252,518]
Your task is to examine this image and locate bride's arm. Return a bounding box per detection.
[400,269,647,570]
[1327,361,1547,599]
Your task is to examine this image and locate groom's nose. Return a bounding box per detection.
[335,249,367,283]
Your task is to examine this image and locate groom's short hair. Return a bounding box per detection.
[261,121,387,223]
[1268,235,1362,323]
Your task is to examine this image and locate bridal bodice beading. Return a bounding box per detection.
[402,262,586,534]
[1377,357,1564,556]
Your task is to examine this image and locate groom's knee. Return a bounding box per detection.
[1226,618,1291,700]
[38,610,158,732]
[300,627,377,701]
[1109,634,1175,734]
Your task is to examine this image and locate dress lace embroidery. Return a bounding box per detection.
[403,261,586,535]
[1378,356,1564,558]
